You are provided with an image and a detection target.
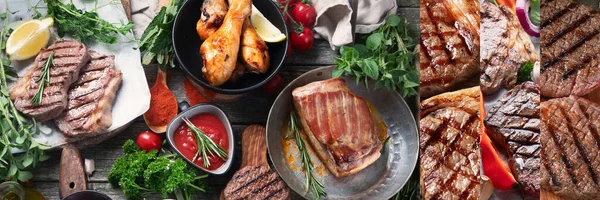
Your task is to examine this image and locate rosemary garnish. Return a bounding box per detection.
[289,111,327,199]
[31,51,53,105]
[182,117,227,168]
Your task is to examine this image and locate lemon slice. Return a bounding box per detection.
[251,5,286,43]
[6,18,53,61]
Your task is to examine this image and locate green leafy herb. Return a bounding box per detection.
[139,0,182,68]
[289,111,327,199]
[31,52,53,105]
[529,0,540,26]
[44,0,134,44]
[182,117,227,168]
[333,15,418,97]
[518,61,534,82]
[0,2,50,182]
[108,140,207,200]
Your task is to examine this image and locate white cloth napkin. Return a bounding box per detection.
[130,0,161,39]
[312,0,397,50]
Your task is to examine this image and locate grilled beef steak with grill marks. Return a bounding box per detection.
[484,82,540,198]
[540,0,600,97]
[419,0,480,97]
[223,166,291,200]
[9,40,90,122]
[420,86,482,200]
[292,78,384,178]
[481,3,540,94]
[55,51,122,138]
[541,96,600,200]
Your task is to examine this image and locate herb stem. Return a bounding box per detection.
[182,117,227,168]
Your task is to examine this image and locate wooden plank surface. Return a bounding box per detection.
[29,2,420,200]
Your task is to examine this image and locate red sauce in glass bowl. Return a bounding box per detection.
[173,113,229,170]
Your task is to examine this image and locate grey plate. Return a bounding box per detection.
[266,66,419,199]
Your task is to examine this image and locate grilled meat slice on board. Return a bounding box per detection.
[9,40,90,122]
[55,51,122,138]
[419,0,480,97]
[420,86,482,200]
[540,0,600,98]
[541,96,600,200]
[484,82,540,198]
[223,166,291,200]
[480,3,540,95]
[292,78,384,178]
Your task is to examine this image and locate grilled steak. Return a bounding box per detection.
[223,166,291,200]
[419,0,480,97]
[55,51,122,137]
[420,86,481,200]
[9,40,90,122]
[540,96,600,200]
[292,78,384,178]
[480,3,540,94]
[484,82,540,198]
[539,0,600,97]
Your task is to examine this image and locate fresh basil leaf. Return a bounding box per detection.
[366,32,383,50]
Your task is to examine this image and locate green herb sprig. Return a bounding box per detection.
[333,15,418,97]
[517,61,534,83]
[44,0,134,44]
[0,2,50,182]
[108,140,207,200]
[139,0,182,68]
[289,111,327,199]
[31,52,53,105]
[182,117,227,168]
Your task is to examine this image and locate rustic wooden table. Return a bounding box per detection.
[30,1,419,199]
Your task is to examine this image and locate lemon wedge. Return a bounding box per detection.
[251,5,286,43]
[6,18,53,61]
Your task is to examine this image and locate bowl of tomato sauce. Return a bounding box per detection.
[166,103,234,175]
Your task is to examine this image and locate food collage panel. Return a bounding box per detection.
[419,0,600,199]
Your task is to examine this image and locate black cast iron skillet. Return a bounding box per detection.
[172,0,288,95]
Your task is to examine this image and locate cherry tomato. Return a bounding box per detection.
[263,73,284,94]
[277,0,297,8]
[277,0,297,25]
[291,26,314,51]
[291,1,317,27]
[136,131,162,152]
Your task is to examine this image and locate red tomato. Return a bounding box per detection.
[291,1,316,27]
[291,26,314,51]
[136,131,162,152]
[277,0,297,8]
[263,73,284,94]
[277,0,297,25]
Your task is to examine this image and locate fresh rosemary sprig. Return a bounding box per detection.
[31,52,53,105]
[182,117,227,168]
[289,111,327,199]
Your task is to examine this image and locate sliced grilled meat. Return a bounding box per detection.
[484,82,540,198]
[480,3,540,94]
[223,166,291,200]
[9,40,90,122]
[539,0,600,97]
[419,0,480,97]
[55,51,122,138]
[541,96,600,200]
[420,86,482,200]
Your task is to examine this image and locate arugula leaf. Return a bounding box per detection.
[139,0,182,68]
[518,61,535,82]
[333,15,418,97]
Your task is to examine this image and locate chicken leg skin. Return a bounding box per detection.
[196,0,228,41]
[240,19,270,74]
[200,0,251,86]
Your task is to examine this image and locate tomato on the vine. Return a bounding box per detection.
[291,1,317,27]
[263,73,284,94]
[291,25,314,51]
[277,0,297,25]
[136,131,162,152]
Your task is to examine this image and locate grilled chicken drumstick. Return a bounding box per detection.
[240,20,270,73]
[200,0,251,86]
[196,0,228,41]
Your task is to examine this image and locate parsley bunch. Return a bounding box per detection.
[44,0,134,44]
[333,15,418,97]
[108,140,207,200]
[0,3,50,183]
